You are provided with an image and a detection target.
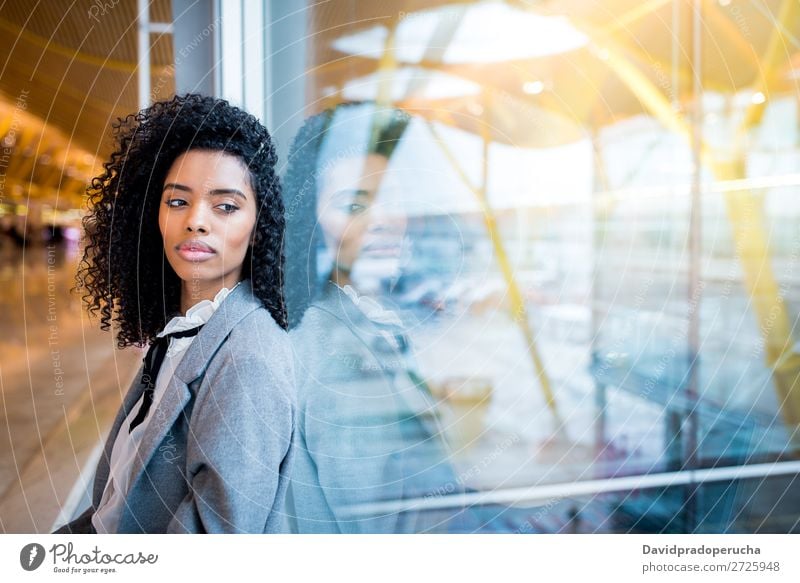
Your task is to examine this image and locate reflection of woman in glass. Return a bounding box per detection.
[54,94,295,534]
[284,103,472,533]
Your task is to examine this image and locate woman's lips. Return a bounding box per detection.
[176,243,216,262]
[360,237,403,257]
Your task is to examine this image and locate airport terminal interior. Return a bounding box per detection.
[1,0,800,533]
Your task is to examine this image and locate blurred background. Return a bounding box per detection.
[1,0,800,533]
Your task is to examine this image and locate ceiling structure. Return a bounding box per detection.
[308,0,800,145]
[0,0,174,210]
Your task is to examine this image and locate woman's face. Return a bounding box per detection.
[159,149,257,292]
[317,153,406,273]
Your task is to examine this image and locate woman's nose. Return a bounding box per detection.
[185,204,209,233]
[369,205,406,236]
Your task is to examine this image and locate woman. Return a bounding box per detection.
[54,94,295,534]
[283,103,474,533]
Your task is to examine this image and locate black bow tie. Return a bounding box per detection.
[128,324,205,433]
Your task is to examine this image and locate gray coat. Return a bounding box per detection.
[288,283,462,533]
[54,278,296,534]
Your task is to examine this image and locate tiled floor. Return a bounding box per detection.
[0,239,140,533]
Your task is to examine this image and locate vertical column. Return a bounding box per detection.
[219,0,244,107]
[197,0,309,160]
[212,0,267,122]
[138,0,151,110]
[685,0,704,533]
[265,0,308,165]
[171,0,216,96]
[243,1,265,121]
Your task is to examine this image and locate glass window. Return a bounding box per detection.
[257,0,800,533]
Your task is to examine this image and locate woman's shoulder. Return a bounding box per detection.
[228,304,289,346]
[206,305,295,397]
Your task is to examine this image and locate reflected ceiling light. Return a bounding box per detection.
[341,67,481,101]
[467,102,484,116]
[523,81,545,95]
[595,47,610,62]
[321,85,339,97]
[718,0,732,6]
[751,91,766,105]
[332,3,588,65]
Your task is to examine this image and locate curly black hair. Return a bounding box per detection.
[76,93,287,349]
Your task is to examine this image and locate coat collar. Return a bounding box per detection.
[172,277,263,386]
[93,278,264,509]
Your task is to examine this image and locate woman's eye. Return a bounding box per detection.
[165,199,186,208]
[217,203,239,213]
[348,203,367,215]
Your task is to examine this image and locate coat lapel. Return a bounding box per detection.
[96,278,264,505]
[125,373,193,495]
